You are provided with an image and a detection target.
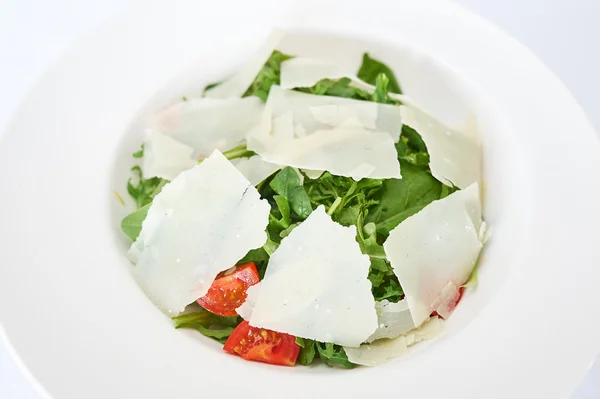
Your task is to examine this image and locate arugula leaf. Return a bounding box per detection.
[269,167,312,220]
[366,161,454,238]
[357,53,402,94]
[295,337,317,366]
[270,195,291,229]
[198,143,256,164]
[316,342,356,369]
[369,258,404,302]
[357,220,386,259]
[173,310,241,344]
[127,166,167,209]
[279,222,299,239]
[303,172,383,227]
[297,77,371,100]
[121,203,150,241]
[462,268,478,288]
[244,50,293,101]
[295,338,356,368]
[132,144,144,158]
[372,73,390,104]
[396,125,430,167]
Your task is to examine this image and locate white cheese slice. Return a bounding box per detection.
[257,86,402,142]
[142,130,197,180]
[279,57,356,90]
[236,283,260,320]
[366,299,415,342]
[302,169,325,180]
[254,127,400,181]
[246,205,378,347]
[383,183,483,327]
[400,99,480,188]
[431,281,461,319]
[151,97,265,160]
[203,29,285,98]
[282,63,480,187]
[230,156,280,186]
[344,316,444,366]
[129,150,271,315]
[246,87,400,180]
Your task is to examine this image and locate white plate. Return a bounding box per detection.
[1,0,599,398]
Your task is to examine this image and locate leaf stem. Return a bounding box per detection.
[198,143,257,164]
[327,197,342,216]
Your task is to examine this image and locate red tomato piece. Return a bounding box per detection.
[223,321,300,366]
[196,262,260,316]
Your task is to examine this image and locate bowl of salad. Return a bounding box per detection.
[2,0,600,398]
[118,28,489,368]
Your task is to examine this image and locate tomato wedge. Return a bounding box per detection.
[196,262,260,317]
[223,321,300,366]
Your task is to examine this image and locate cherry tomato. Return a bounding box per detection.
[223,321,300,366]
[196,262,259,316]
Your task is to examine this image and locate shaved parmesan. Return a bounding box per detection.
[253,128,400,180]
[367,299,415,342]
[400,100,480,188]
[383,183,483,327]
[204,29,284,98]
[151,97,265,159]
[246,206,377,347]
[230,156,280,186]
[344,316,444,366]
[279,57,375,94]
[142,130,197,180]
[259,86,402,141]
[129,150,270,315]
[246,87,400,180]
[236,283,260,320]
[431,281,461,319]
[302,169,325,180]
[279,57,355,90]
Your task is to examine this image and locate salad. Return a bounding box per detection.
[120,30,485,368]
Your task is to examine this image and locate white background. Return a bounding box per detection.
[0,0,598,398]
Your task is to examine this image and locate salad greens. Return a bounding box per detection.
[357,53,403,94]
[122,51,456,367]
[296,337,355,368]
[243,50,292,101]
[172,310,241,344]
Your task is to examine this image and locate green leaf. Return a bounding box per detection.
[199,143,256,164]
[269,167,312,219]
[372,73,390,104]
[295,338,355,368]
[126,166,167,209]
[357,221,387,259]
[368,258,403,302]
[263,236,280,256]
[316,342,356,369]
[132,144,144,158]
[173,311,240,329]
[295,337,317,366]
[462,268,478,288]
[357,53,402,94]
[203,81,221,92]
[237,247,269,265]
[173,310,241,344]
[395,125,430,167]
[296,77,384,103]
[244,50,293,101]
[272,195,291,228]
[366,161,452,238]
[279,222,299,239]
[196,325,235,344]
[120,203,150,241]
